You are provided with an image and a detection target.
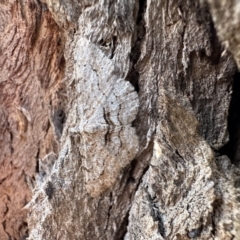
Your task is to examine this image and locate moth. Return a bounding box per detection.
[70,37,139,197]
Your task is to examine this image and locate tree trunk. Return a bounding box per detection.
[1,0,240,239]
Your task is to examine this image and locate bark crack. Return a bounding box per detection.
[220,71,240,167]
[104,192,113,234]
[146,187,166,238]
[126,0,147,92]
[2,220,11,240]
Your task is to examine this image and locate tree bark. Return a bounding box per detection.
[1,0,240,239]
[0,1,65,239]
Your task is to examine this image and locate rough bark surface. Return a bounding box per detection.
[206,0,240,69]
[1,0,240,240]
[206,0,240,169]
[0,1,66,239]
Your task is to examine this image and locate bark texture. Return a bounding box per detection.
[206,0,240,69]
[206,0,240,169]
[1,0,240,240]
[0,1,66,239]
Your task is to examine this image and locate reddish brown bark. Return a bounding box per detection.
[0,1,65,238]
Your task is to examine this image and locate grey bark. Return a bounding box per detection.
[1,0,240,239]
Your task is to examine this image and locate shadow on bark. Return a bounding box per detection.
[220,72,240,167]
